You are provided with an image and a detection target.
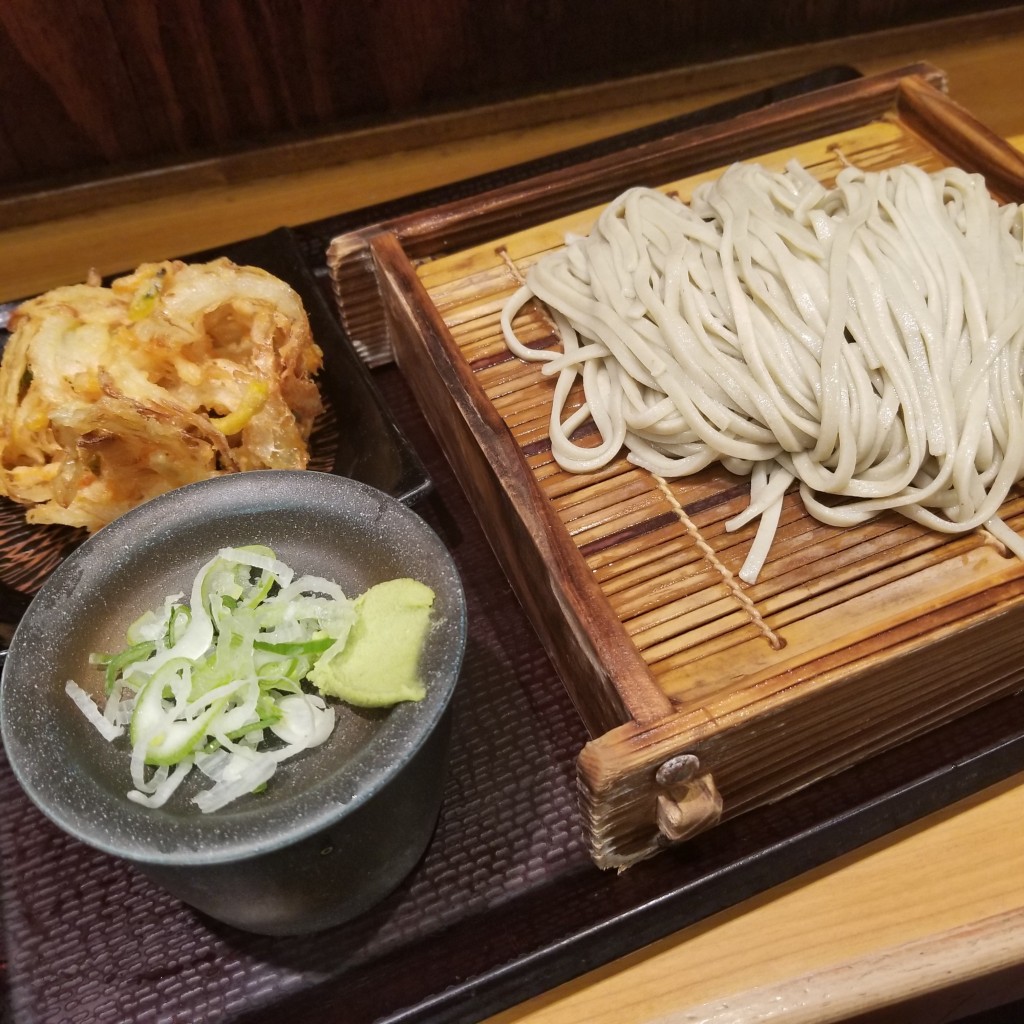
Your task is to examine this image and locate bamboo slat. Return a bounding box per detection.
[345,68,1024,867]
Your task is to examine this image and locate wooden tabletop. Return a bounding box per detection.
[2,12,1024,1023]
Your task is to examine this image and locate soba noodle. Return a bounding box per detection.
[501,160,1024,583]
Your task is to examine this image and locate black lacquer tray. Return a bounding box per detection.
[0,228,430,631]
[3,66,1024,1024]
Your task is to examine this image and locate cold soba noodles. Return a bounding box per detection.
[501,161,1024,583]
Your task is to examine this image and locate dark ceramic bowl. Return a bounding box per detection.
[0,470,466,935]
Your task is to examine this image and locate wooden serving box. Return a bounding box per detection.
[326,65,1024,869]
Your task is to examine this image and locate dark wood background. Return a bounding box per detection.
[0,0,1018,194]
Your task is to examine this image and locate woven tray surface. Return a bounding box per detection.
[0,363,589,1023]
[4,67,1024,1024]
[3,363,1024,1024]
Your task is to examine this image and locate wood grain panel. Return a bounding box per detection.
[0,1,140,172]
[0,0,1019,188]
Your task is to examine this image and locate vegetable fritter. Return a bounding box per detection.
[0,258,323,531]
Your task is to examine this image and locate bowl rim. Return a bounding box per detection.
[0,470,467,866]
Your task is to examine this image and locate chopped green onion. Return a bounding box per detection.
[66,545,434,813]
[252,636,334,656]
[98,641,156,695]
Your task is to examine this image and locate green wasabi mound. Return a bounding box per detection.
[309,578,435,707]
